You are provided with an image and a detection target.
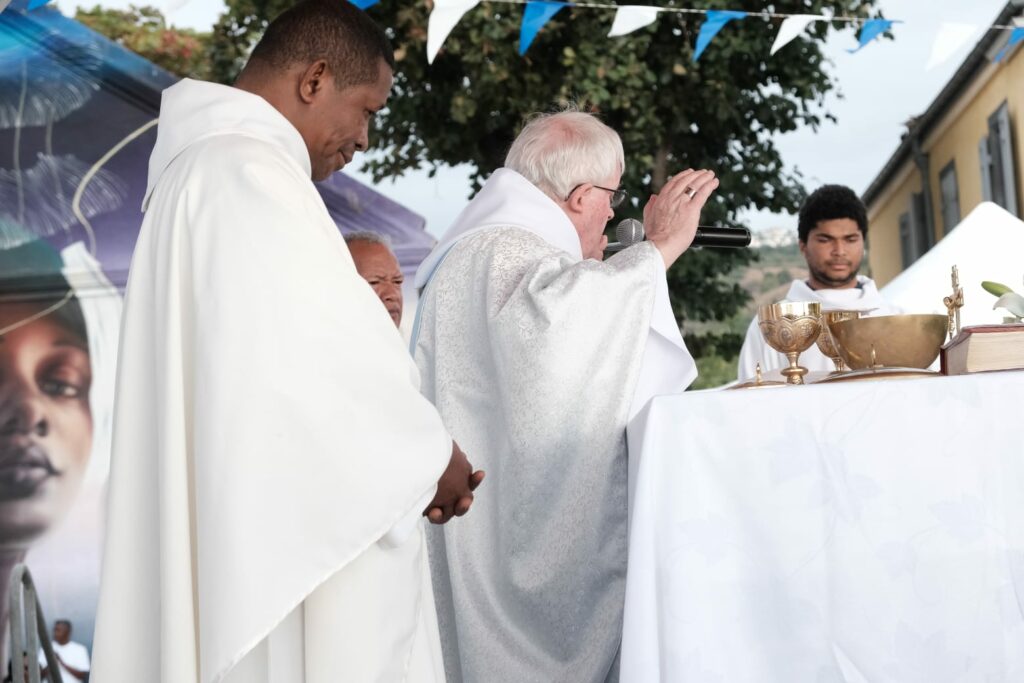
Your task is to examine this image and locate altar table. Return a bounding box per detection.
[622,371,1024,682]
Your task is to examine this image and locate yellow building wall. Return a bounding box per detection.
[925,45,1024,240]
[867,168,920,284]
[867,40,1024,287]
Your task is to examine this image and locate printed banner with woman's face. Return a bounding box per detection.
[0,2,173,662]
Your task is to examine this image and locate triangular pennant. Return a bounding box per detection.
[995,27,1024,63]
[427,0,480,64]
[608,5,660,38]
[770,15,822,56]
[519,1,571,56]
[160,0,195,13]
[926,22,980,70]
[693,10,747,62]
[348,0,379,9]
[848,18,896,54]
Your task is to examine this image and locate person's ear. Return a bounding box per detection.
[564,184,589,216]
[798,239,807,257]
[298,60,329,105]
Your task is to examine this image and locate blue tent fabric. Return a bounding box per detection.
[0,3,434,292]
[317,173,434,275]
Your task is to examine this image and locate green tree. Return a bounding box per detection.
[206,0,882,358]
[76,4,212,80]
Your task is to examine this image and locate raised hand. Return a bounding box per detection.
[642,169,720,268]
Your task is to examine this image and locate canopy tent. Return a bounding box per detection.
[880,202,1024,325]
[0,0,433,297]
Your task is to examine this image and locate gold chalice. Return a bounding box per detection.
[757,301,822,385]
[815,310,862,373]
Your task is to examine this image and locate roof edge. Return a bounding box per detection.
[862,0,1024,206]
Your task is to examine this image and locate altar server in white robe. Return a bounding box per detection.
[91,2,482,681]
[738,184,902,380]
[413,111,716,683]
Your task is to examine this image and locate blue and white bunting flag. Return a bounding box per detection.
[427,0,480,63]
[520,1,571,55]
[926,22,980,70]
[848,18,896,54]
[995,26,1024,63]
[693,10,747,62]
[608,5,660,38]
[770,15,822,55]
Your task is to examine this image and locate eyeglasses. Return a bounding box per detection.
[565,183,628,209]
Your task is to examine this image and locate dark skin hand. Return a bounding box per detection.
[424,441,484,524]
[42,653,87,682]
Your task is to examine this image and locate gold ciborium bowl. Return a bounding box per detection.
[758,301,822,384]
[828,314,948,370]
[816,310,863,373]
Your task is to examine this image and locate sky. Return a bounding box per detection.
[54,0,1013,236]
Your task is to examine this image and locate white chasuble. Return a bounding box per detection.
[412,169,697,682]
[737,277,904,381]
[91,79,450,683]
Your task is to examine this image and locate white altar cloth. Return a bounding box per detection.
[622,371,1024,682]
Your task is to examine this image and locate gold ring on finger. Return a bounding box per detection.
[684,186,697,200]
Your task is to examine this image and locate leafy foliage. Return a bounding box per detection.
[94,0,883,359]
[204,0,881,358]
[75,4,212,79]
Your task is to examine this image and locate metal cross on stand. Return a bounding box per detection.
[943,265,964,342]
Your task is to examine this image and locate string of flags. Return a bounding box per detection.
[389,0,1024,67]
[4,0,1023,69]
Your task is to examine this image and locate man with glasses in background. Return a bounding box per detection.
[412,109,717,683]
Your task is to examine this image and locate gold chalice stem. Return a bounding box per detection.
[782,351,808,384]
[831,356,847,373]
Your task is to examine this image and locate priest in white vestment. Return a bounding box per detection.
[412,111,717,682]
[91,3,481,681]
[738,184,902,379]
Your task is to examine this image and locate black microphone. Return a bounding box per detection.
[605,218,751,252]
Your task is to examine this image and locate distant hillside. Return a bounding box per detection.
[688,241,805,388]
[741,242,806,311]
[750,226,799,250]
[688,242,805,337]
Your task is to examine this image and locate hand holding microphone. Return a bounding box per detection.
[606,219,751,252]
[643,169,720,268]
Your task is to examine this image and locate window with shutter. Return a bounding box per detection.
[939,161,960,234]
[988,101,1018,216]
[899,212,913,269]
[980,135,994,202]
[910,191,931,255]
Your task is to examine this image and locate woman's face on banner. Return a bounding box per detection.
[0,302,93,546]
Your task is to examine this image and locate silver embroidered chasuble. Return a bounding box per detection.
[413,169,697,683]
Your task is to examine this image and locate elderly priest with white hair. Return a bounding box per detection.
[413,110,718,682]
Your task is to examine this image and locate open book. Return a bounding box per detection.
[941,323,1024,375]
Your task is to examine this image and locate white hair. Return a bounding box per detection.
[344,231,393,248]
[504,110,625,201]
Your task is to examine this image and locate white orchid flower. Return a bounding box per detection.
[983,277,1024,320]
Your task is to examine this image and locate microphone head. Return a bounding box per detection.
[615,218,645,246]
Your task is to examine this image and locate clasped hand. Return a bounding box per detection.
[424,441,484,524]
